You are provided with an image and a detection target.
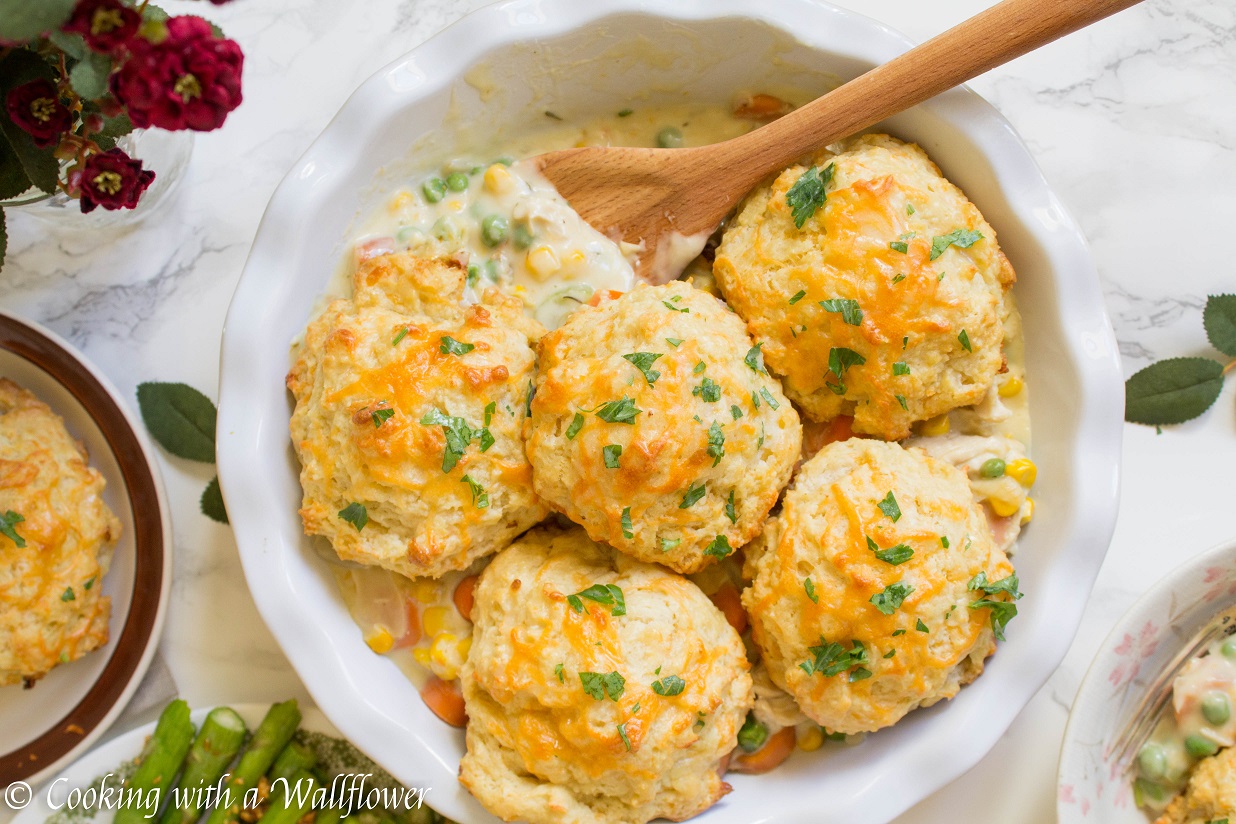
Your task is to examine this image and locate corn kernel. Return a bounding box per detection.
[1021,497,1035,525]
[797,725,825,752]
[483,164,514,195]
[364,628,394,655]
[412,647,432,666]
[568,250,586,266]
[448,198,465,213]
[988,495,1021,518]
[998,375,1024,397]
[431,633,462,679]
[423,606,451,637]
[920,414,951,437]
[526,246,561,279]
[411,580,438,603]
[388,191,412,213]
[1006,458,1037,487]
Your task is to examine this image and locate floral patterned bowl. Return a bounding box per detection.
[1058,537,1236,821]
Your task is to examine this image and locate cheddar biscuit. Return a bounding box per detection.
[460,526,753,824]
[743,438,1015,734]
[714,134,1015,440]
[525,282,801,574]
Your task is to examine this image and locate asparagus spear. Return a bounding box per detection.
[268,740,317,785]
[115,700,196,824]
[206,700,301,824]
[158,707,248,824]
[261,770,318,824]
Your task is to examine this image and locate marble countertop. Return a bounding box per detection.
[4,0,1235,821]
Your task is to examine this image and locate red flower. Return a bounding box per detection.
[110,16,243,132]
[5,80,72,148]
[77,148,155,213]
[62,0,141,54]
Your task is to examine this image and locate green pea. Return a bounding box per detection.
[1222,638,1236,659]
[656,127,684,149]
[481,215,509,247]
[1134,778,1169,805]
[1184,733,1219,759]
[432,216,460,241]
[980,458,1006,478]
[395,225,423,244]
[512,220,534,250]
[1202,691,1231,726]
[446,172,470,192]
[466,264,480,287]
[736,712,768,753]
[1136,743,1167,780]
[422,177,446,203]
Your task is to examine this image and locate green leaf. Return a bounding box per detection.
[141,3,170,22]
[1124,357,1224,426]
[602,443,622,468]
[877,491,901,522]
[651,674,685,696]
[786,163,834,228]
[679,481,706,509]
[1,509,27,547]
[200,477,229,524]
[819,298,863,326]
[439,335,474,356]
[48,31,89,62]
[703,534,732,558]
[68,52,114,101]
[622,352,662,385]
[0,135,33,200]
[338,502,367,532]
[1203,294,1236,357]
[870,582,914,615]
[567,584,625,617]
[744,343,767,374]
[565,412,584,440]
[595,396,640,424]
[136,382,218,462]
[929,228,983,261]
[828,346,866,378]
[579,671,625,701]
[0,0,76,42]
[0,51,60,194]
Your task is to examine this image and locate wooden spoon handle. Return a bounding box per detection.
[726,0,1141,178]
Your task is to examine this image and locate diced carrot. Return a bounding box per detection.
[393,600,422,649]
[731,726,796,773]
[421,676,467,727]
[587,289,625,307]
[734,93,792,121]
[454,575,479,622]
[709,582,747,636]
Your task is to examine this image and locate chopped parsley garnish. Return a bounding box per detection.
[758,387,780,409]
[758,422,766,449]
[892,273,906,284]
[786,163,834,228]
[371,406,395,428]
[877,491,902,522]
[652,674,686,696]
[663,299,690,313]
[84,576,96,590]
[692,376,721,402]
[617,722,632,751]
[970,599,1018,641]
[870,582,914,615]
[958,329,973,352]
[892,362,910,376]
[391,328,409,347]
[724,490,737,524]
[693,361,707,375]
[478,427,495,452]
[555,663,565,682]
[679,481,706,508]
[799,637,869,678]
[621,507,634,539]
[666,337,684,347]
[566,412,585,439]
[660,537,680,553]
[883,648,896,659]
[439,335,475,355]
[744,344,767,374]
[867,536,913,565]
[916,619,930,633]
[930,228,983,260]
[968,572,1023,600]
[420,409,478,472]
[618,108,633,117]
[827,381,846,395]
[524,381,536,416]
[804,577,819,604]
[892,629,907,637]
[906,203,916,215]
[1,510,27,548]
[579,671,626,701]
[461,475,489,508]
[941,536,950,548]
[623,352,662,385]
[828,346,866,378]
[850,667,873,682]
[483,401,496,426]
[595,397,641,424]
[603,444,623,469]
[707,422,725,466]
[568,583,626,617]
[61,587,75,602]
[895,394,908,410]
[889,240,909,254]
[704,534,733,558]
[819,298,863,326]
[751,390,760,409]
[338,502,368,532]
[789,290,807,305]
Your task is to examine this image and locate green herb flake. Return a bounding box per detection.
[820,298,863,326]
[958,329,973,352]
[892,362,910,376]
[930,228,983,260]
[651,674,686,696]
[0,510,27,548]
[724,490,737,524]
[906,203,916,215]
[439,335,475,355]
[867,536,914,565]
[679,482,706,509]
[623,352,663,385]
[883,648,896,659]
[892,629,907,637]
[555,663,565,682]
[877,491,902,522]
[828,347,866,378]
[420,409,475,472]
[751,390,760,409]
[704,534,733,558]
[693,361,706,375]
[666,337,684,347]
[621,507,634,539]
[744,344,767,374]
[789,290,807,305]
[580,671,626,701]
[663,300,690,313]
[707,422,726,466]
[618,108,634,117]
[61,587,75,602]
[391,328,409,346]
[617,722,632,751]
[916,619,930,633]
[896,394,908,411]
[758,387,780,410]
[799,637,868,678]
[483,401,496,427]
[371,406,395,428]
[566,412,585,440]
[892,273,906,285]
[786,163,835,228]
[596,397,641,424]
[970,599,1018,641]
[889,241,909,254]
[870,582,914,615]
[567,583,627,617]
[849,667,873,682]
[603,444,623,469]
[941,536,950,548]
[84,576,96,591]
[968,572,1023,601]
[693,376,721,403]
[730,405,743,420]
[804,577,819,604]
[660,537,681,553]
[338,502,368,532]
[461,475,489,509]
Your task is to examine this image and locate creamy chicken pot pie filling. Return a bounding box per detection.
[288,96,1037,820]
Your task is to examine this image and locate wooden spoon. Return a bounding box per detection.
[532,0,1142,283]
